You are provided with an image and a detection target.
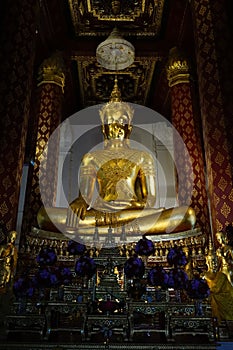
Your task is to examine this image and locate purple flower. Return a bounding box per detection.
[67,240,86,255]
[167,246,187,267]
[13,277,35,299]
[50,272,59,285]
[124,256,145,278]
[147,266,169,288]
[36,267,60,288]
[75,256,96,279]
[60,267,72,285]
[135,237,155,256]
[186,278,210,300]
[167,268,188,289]
[36,247,57,266]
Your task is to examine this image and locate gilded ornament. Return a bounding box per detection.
[96,28,135,70]
[37,52,65,92]
[166,47,191,87]
[68,0,165,37]
[0,230,17,291]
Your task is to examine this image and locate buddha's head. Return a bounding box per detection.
[8,230,17,244]
[216,231,228,246]
[99,77,134,141]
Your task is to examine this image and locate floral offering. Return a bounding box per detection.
[75,256,96,278]
[124,256,145,278]
[67,240,86,256]
[167,245,187,267]
[36,247,57,266]
[186,277,210,300]
[135,237,155,256]
[147,265,169,288]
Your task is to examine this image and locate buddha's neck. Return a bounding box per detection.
[105,139,130,149]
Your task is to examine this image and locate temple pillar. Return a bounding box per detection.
[190,0,233,236]
[0,0,39,231]
[166,47,210,235]
[25,52,65,228]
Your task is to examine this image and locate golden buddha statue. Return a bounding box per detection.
[0,230,17,291]
[216,230,233,286]
[204,238,233,321]
[37,78,196,243]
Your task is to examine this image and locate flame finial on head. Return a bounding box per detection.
[99,76,134,126]
[110,76,122,102]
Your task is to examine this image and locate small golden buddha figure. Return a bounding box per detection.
[0,230,17,291]
[216,229,233,286]
[38,78,196,241]
[204,238,233,321]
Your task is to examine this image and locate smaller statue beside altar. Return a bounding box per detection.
[204,236,233,322]
[216,225,233,286]
[0,226,17,291]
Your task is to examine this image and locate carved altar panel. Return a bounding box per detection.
[72,55,160,106]
[68,0,165,37]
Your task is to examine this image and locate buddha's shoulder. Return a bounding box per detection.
[81,149,154,162]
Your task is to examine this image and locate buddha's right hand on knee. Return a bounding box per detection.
[66,197,88,228]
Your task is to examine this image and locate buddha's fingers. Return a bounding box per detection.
[71,209,78,228]
[67,207,75,227]
[66,210,71,226]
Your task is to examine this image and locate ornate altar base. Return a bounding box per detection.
[26,226,206,255]
[0,342,217,350]
[0,225,220,349]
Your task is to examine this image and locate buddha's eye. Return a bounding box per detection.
[120,116,128,125]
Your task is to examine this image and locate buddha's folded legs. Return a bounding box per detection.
[37,205,196,236]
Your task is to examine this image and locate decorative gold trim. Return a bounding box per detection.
[68,0,165,38]
[87,0,145,21]
[166,47,191,87]
[37,52,65,92]
[72,55,160,105]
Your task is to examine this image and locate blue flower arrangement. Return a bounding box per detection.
[35,267,60,288]
[124,256,145,278]
[75,256,96,279]
[167,268,189,290]
[67,240,86,256]
[36,247,57,266]
[135,237,155,256]
[59,267,73,285]
[147,266,169,288]
[167,245,187,267]
[186,277,210,300]
[13,276,35,299]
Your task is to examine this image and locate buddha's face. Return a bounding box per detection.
[9,231,17,243]
[216,231,227,245]
[102,112,132,140]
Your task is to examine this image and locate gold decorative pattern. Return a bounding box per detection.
[72,55,160,106]
[191,0,233,234]
[0,0,38,230]
[68,0,165,37]
[169,82,210,235]
[37,52,65,93]
[26,83,64,228]
[166,47,191,87]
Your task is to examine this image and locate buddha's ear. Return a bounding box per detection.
[101,124,107,139]
[125,124,133,138]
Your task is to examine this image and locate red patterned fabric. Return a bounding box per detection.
[191,0,233,234]
[171,83,210,234]
[28,83,63,225]
[0,0,38,230]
